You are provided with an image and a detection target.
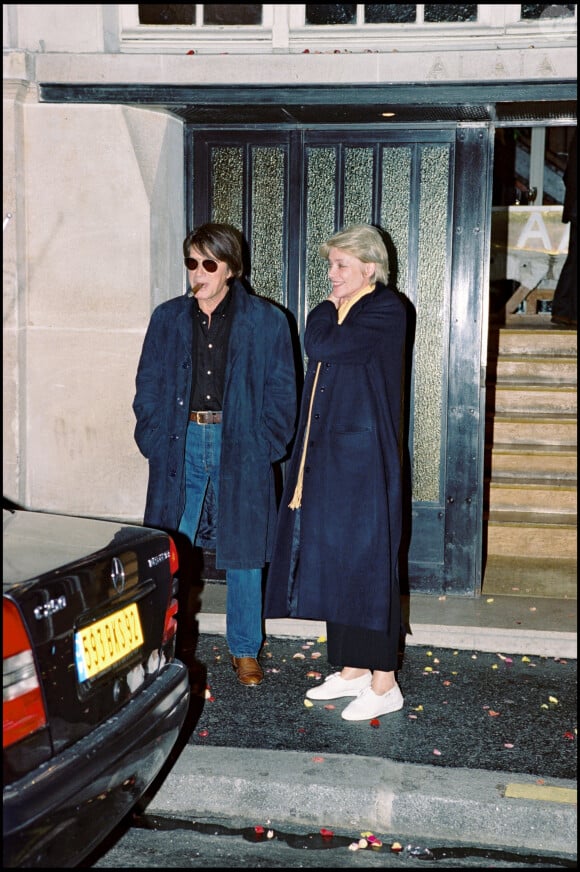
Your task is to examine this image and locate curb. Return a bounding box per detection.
[198,613,578,659]
[146,746,577,858]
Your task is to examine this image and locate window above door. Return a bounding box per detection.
[118,4,577,53]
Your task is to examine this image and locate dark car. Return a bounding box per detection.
[3,501,190,868]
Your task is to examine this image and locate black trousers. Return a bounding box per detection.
[326,599,402,673]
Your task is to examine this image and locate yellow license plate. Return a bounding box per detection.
[75,603,144,682]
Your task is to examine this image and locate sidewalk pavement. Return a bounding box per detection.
[144,585,577,860]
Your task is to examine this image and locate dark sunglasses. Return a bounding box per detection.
[184,257,219,273]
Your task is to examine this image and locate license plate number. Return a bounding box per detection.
[75,603,144,682]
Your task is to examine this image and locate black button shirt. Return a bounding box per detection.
[189,291,232,412]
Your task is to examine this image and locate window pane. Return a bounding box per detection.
[305,5,357,25]
[138,5,195,25]
[521,4,575,20]
[424,4,477,23]
[365,5,416,24]
[204,5,262,25]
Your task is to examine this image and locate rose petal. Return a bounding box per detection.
[304,699,314,708]
[320,828,333,838]
[370,718,380,728]
[433,748,442,756]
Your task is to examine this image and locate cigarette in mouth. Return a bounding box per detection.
[192,284,201,295]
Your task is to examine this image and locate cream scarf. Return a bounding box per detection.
[289,284,375,509]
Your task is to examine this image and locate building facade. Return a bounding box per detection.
[3,5,577,595]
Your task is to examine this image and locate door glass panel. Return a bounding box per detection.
[381,146,412,297]
[413,144,450,502]
[344,147,374,227]
[211,147,243,228]
[251,147,286,305]
[305,147,337,312]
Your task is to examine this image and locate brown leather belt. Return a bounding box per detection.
[190,410,223,424]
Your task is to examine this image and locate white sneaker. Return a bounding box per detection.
[305,671,372,700]
[341,683,404,721]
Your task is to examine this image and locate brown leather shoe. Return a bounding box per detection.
[230,655,263,686]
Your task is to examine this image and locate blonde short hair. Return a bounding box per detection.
[319,223,389,284]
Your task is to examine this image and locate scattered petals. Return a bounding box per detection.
[408,713,418,719]
[348,842,360,851]
[504,743,514,748]
[423,666,433,672]
[488,710,501,717]
[358,838,368,848]
[413,705,424,712]
[492,664,499,670]
[198,728,209,738]
[391,841,403,852]
[438,595,446,601]
[254,825,264,834]
[312,756,325,762]
[443,680,451,686]
[529,607,537,612]
[486,597,494,603]
[433,748,442,756]
[267,829,275,839]
[204,687,212,699]
[549,696,559,704]
[370,718,380,728]
[496,653,507,660]
[311,651,322,659]
[426,651,433,657]
[324,703,336,710]
[541,703,549,709]
[320,828,333,838]
[563,732,575,740]
[317,635,327,643]
[304,698,314,708]
[522,656,530,662]
[307,671,322,679]
[293,652,306,659]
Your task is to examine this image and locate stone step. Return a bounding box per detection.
[488,413,577,446]
[487,477,577,513]
[495,327,577,357]
[493,356,577,381]
[485,510,577,559]
[482,555,577,599]
[492,384,577,414]
[488,443,577,477]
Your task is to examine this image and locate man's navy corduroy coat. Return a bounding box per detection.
[133,279,297,569]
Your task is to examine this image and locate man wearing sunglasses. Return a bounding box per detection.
[133,223,298,686]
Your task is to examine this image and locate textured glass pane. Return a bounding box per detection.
[250,148,285,306]
[380,147,412,297]
[365,4,416,23]
[343,148,374,228]
[425,4,477,22]
[306,149,337,314]
[211,147,243,229]
[412,145,450,502]
[305,5,357,25]
[521,4,575,19]
[204,5,262,25]
[138,5,195,25]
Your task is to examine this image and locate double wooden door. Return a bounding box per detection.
[187,124,493,595]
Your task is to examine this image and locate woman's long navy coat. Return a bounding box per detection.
[264,282,406,634]
[133,280,297,569]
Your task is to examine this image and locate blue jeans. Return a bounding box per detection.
[178,421,264,658]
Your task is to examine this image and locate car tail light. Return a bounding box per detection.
[162,536,179,645]
[3,597,47,748]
